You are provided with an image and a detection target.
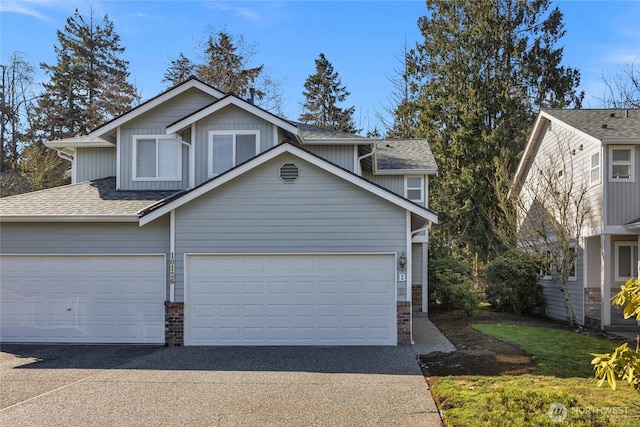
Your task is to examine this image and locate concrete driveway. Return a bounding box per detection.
[0,344,443,426]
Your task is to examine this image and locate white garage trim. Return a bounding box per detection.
[0,254,166,344]
[185,253,398,346]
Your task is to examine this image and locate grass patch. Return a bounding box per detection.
[472,324,618,377]
[430,324,640,426]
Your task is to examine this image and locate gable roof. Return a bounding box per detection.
[166,94,299,136]
[87,77,225,140]
[0,178,177,222]
[511,108,640,197]
[375,140,438,174]
[542,108,640,141]
[139,142,438,226]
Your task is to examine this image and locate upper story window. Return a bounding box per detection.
[405,176,424,202]
[615,241,638,282]
[209,130,260,177]
[133,136,182,181]
[609,146,635,182]
[590,151,600,185]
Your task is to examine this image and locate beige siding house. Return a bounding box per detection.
[512,109,640,330]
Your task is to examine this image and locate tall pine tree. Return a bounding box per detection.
[31,7,139,141]
[299,53,358,133]
[407,0,583,260]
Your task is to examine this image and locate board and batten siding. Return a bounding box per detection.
[172,153,407,302]
[303,145,356,172]
[606,146,640,226]
[0,220,171,298]
[192,105,277,186]
[361,171,404,198]
[412,243,423,284]
[118,88,217,191]
[75,147,116,183]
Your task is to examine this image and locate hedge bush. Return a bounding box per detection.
[429,256,479,316]
[484,249,543,315]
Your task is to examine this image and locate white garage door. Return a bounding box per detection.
[186,254,397,346]
[0,255,166,344]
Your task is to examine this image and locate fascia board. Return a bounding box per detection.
[166,97,299,136]
[45,140,115,148]
[88,80,224,140]
[602,137,640,144]
[375,169,438,175]
[140,143,438,226]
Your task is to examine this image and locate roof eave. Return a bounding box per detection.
[375,168,438,175]
[0,215,139,223]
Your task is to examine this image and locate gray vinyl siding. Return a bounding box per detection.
[0,219,171,298]
[606,146,640,225]
[75,147,116,182]
[172,153,407,302]
[192,106,277,186]
[304,144,356,172]
[361,171,404,197]
[0,220,169,254]
[541,246,584,324]
[118,88,216,191]
[585,235,601,288]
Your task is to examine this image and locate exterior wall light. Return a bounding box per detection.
[398,251,407,271]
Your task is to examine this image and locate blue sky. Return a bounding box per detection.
[1,0,639,133]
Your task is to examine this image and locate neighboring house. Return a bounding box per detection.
[0,77,438,346]
[512,109,640,330]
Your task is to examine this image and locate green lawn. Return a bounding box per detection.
[431,324,640,426]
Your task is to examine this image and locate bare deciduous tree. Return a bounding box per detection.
[600,59,640,109]
[506,130,594,326]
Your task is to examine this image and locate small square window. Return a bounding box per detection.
[405,176,424,202]
[133,136,181,180]
[209,131,259,177]
[609,146,635,182]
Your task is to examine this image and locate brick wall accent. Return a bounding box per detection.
[397,301,412,345]
[584,287,601,329]
[165,301,184,346]
[412,285,422,312]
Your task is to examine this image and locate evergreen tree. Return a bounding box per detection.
[299,53,358,133]
[407,0,583,260]
[30,7,139,141]
[162,53,196,87]
[197,30,264,101]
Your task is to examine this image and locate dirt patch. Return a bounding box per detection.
[419,307,584,384]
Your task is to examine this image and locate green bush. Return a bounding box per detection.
[429,256,479,316]
[484,249,543,315]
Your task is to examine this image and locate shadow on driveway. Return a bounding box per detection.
[2,344,420,375]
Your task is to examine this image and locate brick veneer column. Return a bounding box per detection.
[165,301,184,346]
[412,285,422,312]
[397,301,412,345]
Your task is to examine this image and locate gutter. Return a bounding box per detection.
[0,215,139,223]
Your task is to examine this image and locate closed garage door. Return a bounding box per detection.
[186,254,397,346]
[0,255,166,343]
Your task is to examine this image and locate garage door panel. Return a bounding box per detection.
[186,254,396,346]
[1,255,165,344]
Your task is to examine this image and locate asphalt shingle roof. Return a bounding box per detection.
[292,122,368,140]
[543,109,640,140]
[375,140,438,172]
[0,177,178,217]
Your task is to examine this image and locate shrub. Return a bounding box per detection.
[484,249,543,315]
[429,256,479,316]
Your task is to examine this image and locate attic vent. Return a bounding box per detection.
[279,163,299,183]
[610,113,616,117]
[602,124,608,129]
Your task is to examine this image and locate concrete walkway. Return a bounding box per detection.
[412,312,457,356]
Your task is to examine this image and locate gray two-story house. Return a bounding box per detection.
[512,109,640,330]
[0,78,438,346]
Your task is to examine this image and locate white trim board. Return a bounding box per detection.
[139,143,439,226]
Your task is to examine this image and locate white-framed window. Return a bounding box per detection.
[590,151,600,185]
[568,246,577,282]
[614,241,638,282]
[405,176,424,202]
[609,146,635,182]
[133,135,182,180]
[208,130,260,177]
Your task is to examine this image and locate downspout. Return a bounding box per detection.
[56,150,75,183]
[356,146,375,176]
